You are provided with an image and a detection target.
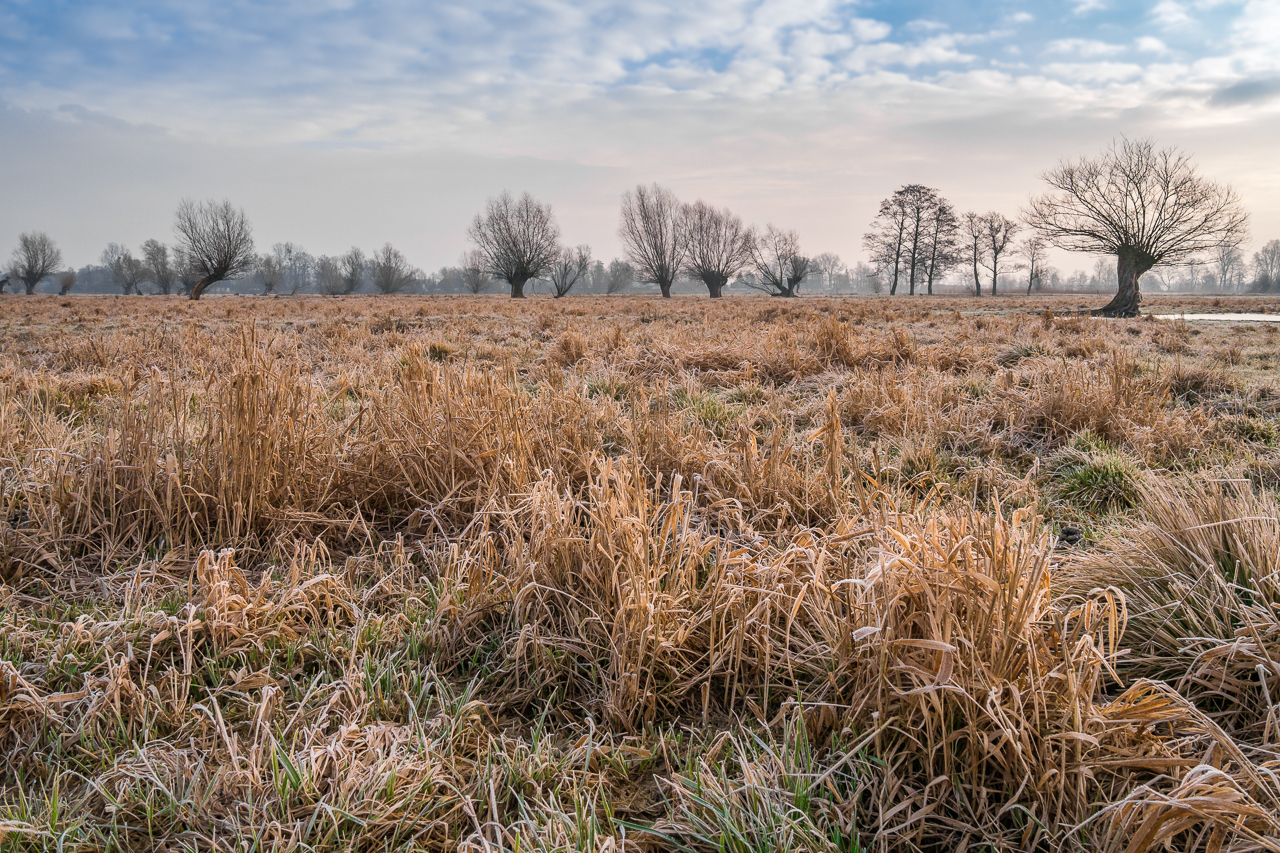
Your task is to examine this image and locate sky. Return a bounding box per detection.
[2,0,1279,275]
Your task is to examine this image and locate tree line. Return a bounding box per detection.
[2,139,1262,315]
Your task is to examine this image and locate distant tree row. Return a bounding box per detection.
[466,185,827,299]
[1,140,1262,314]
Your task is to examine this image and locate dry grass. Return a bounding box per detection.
[3,292,1280,851]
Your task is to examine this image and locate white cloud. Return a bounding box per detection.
[1071,0,1106,13]
[1046,38,1123,58]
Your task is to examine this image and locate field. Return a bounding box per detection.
[3,292,1280,852]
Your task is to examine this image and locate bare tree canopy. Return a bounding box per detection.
[468,191,560,299]
[7,231,63,295]
[680,200,753,298]
[1026,137,1249,316]
[747,225,810,297]
[619,183,685,299]
[174,198,256,300]
[370,243,419,294]
[102,243,147,295]
[58,269,76,296]
[142,239,177,295]
[548,245,591,298]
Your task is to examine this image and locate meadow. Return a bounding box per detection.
[3,293,1280,852]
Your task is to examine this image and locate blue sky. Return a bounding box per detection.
[2,0,1277,272]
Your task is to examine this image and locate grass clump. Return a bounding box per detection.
[1045,445,1142,515]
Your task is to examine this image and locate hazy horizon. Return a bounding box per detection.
[3,0,1278,277]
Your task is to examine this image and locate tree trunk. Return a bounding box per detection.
[702,273,728,298]
[972,254,981,296]
[659,280,672,298]
[189,275,218,301]
[1092,249,1152,317]
[24,281,36,295]
[510,275,528,299]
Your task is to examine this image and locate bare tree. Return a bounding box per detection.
[1026,137,1249,316]
[619,183,685,298]
[315,256,345,296]
[959,212,986,296]
[7,231,63,295]
[337,247,367,295]
[142,239,177,295]
[370,243,418,294]
[468,191,561,299]
[811,252,844,293]
[459,250,493,294]
[272,243,313,295]
[980,213,1019,297]
[604,259,634,294]
[1253,239,1280,292]
[747,225,810,297]
[58,269,76,296]
[920,196,959,295]
[680,200,754,298]
[862,185,957,296]
[547,245,591,298]
[173,248,202,296]
[102,243,147,295]
[257,252,284,295]
[1021,235,1049,295]
[863,192,911,295]
[1215,245,1245,293]
[174,198,256,300]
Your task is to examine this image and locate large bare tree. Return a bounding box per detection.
[548,245,592,298]
[619,183,685,299]
[1026,138,1249,316]
[142,239,177,295]
[174,198,256,300]
[680,200,754,298]
[747,225,810,297]
[370,243,418,294]
[7,232,63,295]
[468,191,560,299]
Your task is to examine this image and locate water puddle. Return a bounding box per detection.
[1153,313,1280,323]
